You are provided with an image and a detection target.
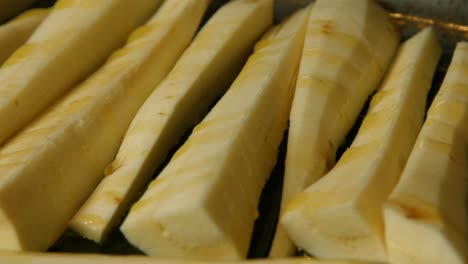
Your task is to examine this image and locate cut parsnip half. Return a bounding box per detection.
[281,27,441,262]
[269,0,400,257]
[0,0,208,251]
[71,0,273,244]
[383,42,468,264]
[0,0,163,146]
[0,8,49,65]
[0,0,35,23]
[121,6,307,260]
[0,253,370,264]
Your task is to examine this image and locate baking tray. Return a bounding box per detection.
[21,0,468,259]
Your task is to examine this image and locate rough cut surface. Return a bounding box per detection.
[69,0,272,245]
[384,41,468,264]
[0,0,204,251]
[0,0,163,146]
[281,27,441,262]
[121,3,306,260]
[270,0,400,258]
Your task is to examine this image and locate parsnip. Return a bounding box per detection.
[269,0,400,257]
[281,27,441,262]
[0,8,49,65]
[0,0,163,146]
[121,6,306,260]
[71,0,273,244]
[383,41,468,264]
[0,0,36,23]
[0,253,370,264]
[0,0,207,251]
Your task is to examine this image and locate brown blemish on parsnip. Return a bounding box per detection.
[104,159,124,176]
[388,200,442,223]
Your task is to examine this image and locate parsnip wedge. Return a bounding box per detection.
[0,0,163,146]
[0,253,370,264]
[71,0,273,244]
[0,0,35,23]
[281,27,441,262]
[0,8,49,65]
[121,6,307,260]
[269,0,400,257]
[383,42,468,264]
[0,0,208,251]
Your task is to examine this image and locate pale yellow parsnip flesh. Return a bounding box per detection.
[0,0,163,146]
[384,41,468,264]
[0,8,49,65]
[269,0,400,257]
[281,27,441,262]
[70,0,273,244]
[121,5,306,260]
[0,253,372,264]
[0,0,206,251]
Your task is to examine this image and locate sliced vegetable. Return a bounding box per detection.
[281,27,441,262]
[121,5,306,260]
[0,8,49,65]
[0,253,370,264]
[384,41,468,264]
[0,0,163,146]
[70,0,273,244]
[0,0,207,251]
[269,0,400,257]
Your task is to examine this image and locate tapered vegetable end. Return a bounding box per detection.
[121,197,242,260]
[68,0,211,244]
[384,200,467,264]
[69,211,107,243]
[281,23,445,262]
[69,160,143,244]
[121,0,303,259]
[277,0,400,260]
[281,192,387,262]
[281,0,400,211]
[382,41,468,264]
